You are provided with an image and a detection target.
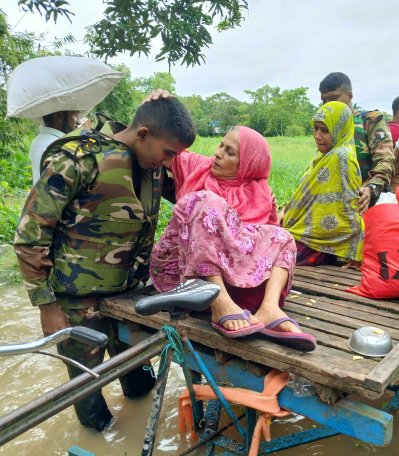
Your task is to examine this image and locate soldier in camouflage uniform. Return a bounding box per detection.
[14,97,196,431]
[319,72,394,214]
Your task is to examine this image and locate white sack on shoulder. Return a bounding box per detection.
[6,56,124,119]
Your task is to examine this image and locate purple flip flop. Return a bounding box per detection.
[259,317,317,352]
[211,309,265,339]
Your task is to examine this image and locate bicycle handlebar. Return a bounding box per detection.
[0,327,108,356]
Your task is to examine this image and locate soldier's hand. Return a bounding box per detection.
[341,260,362,271]
[39,302,70,337]
[142,89,173,104]
[356,186,371,215]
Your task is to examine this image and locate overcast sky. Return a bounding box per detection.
[3,0,398,112]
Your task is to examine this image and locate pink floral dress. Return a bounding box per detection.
[150,191,296,311]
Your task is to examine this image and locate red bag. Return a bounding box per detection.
[347,189,399,299]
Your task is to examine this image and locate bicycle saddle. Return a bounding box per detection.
[135,279,220,316]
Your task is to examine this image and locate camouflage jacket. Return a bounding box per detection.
[14,125,168,307]
[353,110,394,189]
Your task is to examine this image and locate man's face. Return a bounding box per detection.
[320,87,353,107]
[135,129,186,170]
[61,111,80,133]
[66,111,80,132]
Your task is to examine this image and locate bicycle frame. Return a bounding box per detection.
[0,331,165,446]
[0,320,251,455]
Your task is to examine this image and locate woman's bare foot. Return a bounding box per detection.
[211,290,259,331]
[254,306,301,333]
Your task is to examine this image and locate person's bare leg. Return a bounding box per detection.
[253,266,301,333]
[207,276,259,331]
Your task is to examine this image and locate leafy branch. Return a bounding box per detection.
[17,0,74,23]
[85,0,248,68]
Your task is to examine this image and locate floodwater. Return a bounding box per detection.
[1,273,399,455]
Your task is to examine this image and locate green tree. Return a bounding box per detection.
[0,10,40,159]
[0,10,42,242]
[95,69,176,125]
[245,85,316,137]
[204,92,247,134]
[94,64,137,125]
[17,0,248,68]
[181,94,210,136]
[17,0,74,23]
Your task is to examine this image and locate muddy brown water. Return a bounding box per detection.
[0,281,398,455]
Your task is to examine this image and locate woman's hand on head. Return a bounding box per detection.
[142,89,174,104]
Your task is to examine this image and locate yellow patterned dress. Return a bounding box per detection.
[283,101,364,263]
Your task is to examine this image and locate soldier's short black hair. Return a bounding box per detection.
[392,96,399,116]
[319,72,352,93]
[131,97,196,147]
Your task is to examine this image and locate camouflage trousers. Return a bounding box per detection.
[57,297,156,431]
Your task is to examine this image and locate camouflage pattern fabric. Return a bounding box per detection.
[14,124,164,308]
[353,110,394,189]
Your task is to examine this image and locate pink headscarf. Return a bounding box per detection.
[171,126,275,225]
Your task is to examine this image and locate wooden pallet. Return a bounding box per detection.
[100,265,399,401]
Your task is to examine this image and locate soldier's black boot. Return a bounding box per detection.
[74,391,113,431]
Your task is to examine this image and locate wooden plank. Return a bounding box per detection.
[292,279,399,313]
[364,343,399,393]
[295,268,361,287]
[285,302,399,340]
[99,298,383,398]
[297,265,361,280]
[99,265,399,399]
[286,292,397,320]
[295,327,351,352]
[101,296,375,381]
[287,310,356,339]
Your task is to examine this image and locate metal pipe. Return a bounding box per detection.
[0,341,164,446]
[142,349,173,456]
[35,350,100,378]
[0,331,166,431]
[0,329,72,355]
[180,362,203,431]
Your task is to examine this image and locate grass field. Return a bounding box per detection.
[156,135,317,240]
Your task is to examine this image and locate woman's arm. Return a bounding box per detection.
[171,150,212,193]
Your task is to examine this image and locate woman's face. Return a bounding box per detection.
[313,121,333,154]
[210,129,240,179]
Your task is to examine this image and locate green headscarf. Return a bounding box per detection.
[312,101,355,151]
[283,101,364,261]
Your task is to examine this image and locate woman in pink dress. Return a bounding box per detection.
[150,126,316,351]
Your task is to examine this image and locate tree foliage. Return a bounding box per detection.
[95,68,176,125]
[0,10,41,159]
[17,0,74,23]
[180,87,316,138]
[245,85,316,137]
[16,0,248,68]
[180,92,245,136]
